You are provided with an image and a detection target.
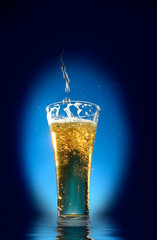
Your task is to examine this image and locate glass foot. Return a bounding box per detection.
[58,215,89,226]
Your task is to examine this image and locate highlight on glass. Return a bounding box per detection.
[46,101,100,224]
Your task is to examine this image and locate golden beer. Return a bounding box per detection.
[50,119,96,217]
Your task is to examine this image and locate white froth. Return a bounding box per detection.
[46,102,99,126]
[63,103,73,118]
[48,117,96,126]
[74,102,82,116]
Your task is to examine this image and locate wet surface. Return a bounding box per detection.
[0,215,153,240]
[0,216,125,240]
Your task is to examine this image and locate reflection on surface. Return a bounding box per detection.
[24,217,124,240]
[0,216,124,239]
[56,223,93,240]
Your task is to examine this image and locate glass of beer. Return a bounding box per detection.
[46,101,100,223]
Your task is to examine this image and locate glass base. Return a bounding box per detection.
[58,214,89,226]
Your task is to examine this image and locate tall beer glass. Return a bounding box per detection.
[46,101,100,222]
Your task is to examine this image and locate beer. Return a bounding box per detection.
[50,119,96,217]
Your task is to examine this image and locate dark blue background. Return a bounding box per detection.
[0,0,156,238]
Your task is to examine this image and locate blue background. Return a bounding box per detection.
[0,0,156,238]
[18,55,131,217]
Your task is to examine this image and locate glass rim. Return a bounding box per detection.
[46,100,101,113]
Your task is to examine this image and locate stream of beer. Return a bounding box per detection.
[60,51,71,103]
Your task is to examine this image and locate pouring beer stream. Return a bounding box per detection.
[46,56,100,225]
